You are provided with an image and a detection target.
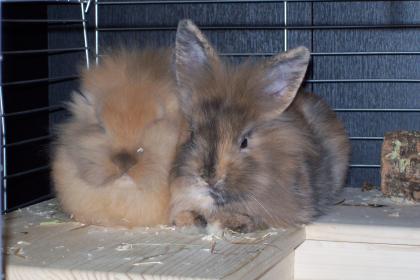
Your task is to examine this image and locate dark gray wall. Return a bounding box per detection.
[48,0,420,190]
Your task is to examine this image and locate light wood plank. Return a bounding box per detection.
[305,188,420,246]
[3,199,304,280]
[294,240,420,280]
[258,252,294,280]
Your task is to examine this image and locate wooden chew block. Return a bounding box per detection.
[381,131,420,201]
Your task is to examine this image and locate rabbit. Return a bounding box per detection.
[169,20,350,233]
[52,48,186,227]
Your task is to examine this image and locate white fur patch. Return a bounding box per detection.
[185,179,215,211]
[170,177,215,221]
[114,174,136,189]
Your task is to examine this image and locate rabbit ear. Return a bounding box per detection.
[261,47,310,115]
[175,19,220,114]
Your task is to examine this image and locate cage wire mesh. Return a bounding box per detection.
[1,0,420,212]
[1,0,90,212]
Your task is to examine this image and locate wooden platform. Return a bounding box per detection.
[296,188,420,280]
[3,188,420,280]
[3,199,303,280]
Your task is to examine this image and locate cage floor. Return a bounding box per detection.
[3,188,420,280]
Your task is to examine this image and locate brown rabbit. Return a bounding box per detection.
[170,20,350,232]
[52,48,185,227]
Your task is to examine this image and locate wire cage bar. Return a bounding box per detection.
[0,0,90,212]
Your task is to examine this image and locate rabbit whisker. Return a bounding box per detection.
[246,192,277,225]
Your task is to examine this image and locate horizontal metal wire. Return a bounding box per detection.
[2,164,378,179]
[88,59,420,84]
[0,135,383,148]
[306,79,420,83]
[4,165,50,180]
[0,135,382,147]
[2,105,65,117]
[220,51,420,57]
[334,108,420,112]
[311,51,420,56]
[2,19,86,23]
[97,24,420,32]
[1,75,79,86]
[93,56,420,83]
[349,137,384,140]
[349,164,381,168]
[2,135,53,148]
[2,47,87,55]
[98,51,420,58]
[98,0,420,5]
[2,0,84,3]
[3,193,55,214]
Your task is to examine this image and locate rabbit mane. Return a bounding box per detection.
[52,48,185,227]
[170,20,350,232]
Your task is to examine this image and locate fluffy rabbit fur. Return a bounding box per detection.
[52,49,185,227]
[170,20,350,232]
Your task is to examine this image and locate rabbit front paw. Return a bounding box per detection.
[173,210,207,228]
[208,212,260,233]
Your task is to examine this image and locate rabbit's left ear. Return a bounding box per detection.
[174,19,220,115]
[261,47,310,114]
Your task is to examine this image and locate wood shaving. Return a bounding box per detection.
[202,234,218,241]
[115,243,134,251]
[202,228,280,244]
[389,212,400,217]
[210,240,216,254]
[159,225,176,231]
[40,220,63,226]
[132,261,163,266]
[7,247,27,259]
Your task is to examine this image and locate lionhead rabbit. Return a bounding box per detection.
[170,20,350,232]
[52,49,184,227]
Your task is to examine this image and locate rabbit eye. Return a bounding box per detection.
[240,137,248,149]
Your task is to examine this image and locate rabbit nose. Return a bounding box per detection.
[112,152,137,173]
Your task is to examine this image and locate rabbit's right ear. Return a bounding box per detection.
[175,19,220,115]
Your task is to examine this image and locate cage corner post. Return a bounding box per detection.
[0,4,5,214]
[0,2,4,278]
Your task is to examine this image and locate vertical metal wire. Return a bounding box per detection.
[0,83,7,212]
[80,1,90,68]
[95,0,99,64]
[283,0,288,51]
[0,3,5,211]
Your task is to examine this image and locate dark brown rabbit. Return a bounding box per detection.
[169,20,350,232]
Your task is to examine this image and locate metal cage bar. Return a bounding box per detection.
[2,47,87,55]
[219,51,420,56]
[1,19,86,23]
[0,0,90,212]
[1,75,79,87]
[98,0,420,5]
[96,24,420,31]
